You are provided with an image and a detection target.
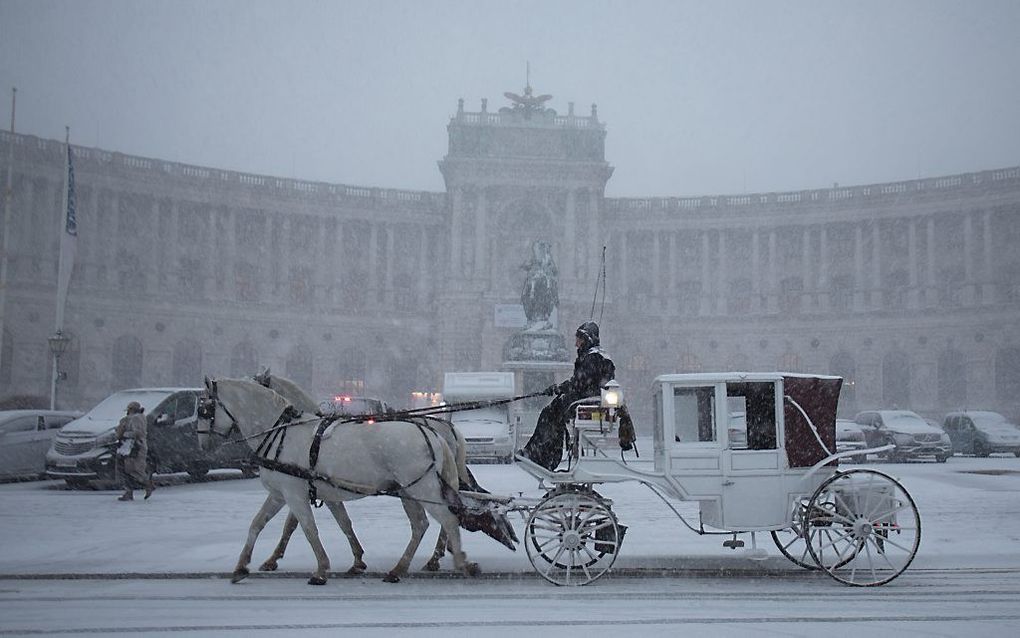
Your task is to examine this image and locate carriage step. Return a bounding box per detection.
[723,538,745,549]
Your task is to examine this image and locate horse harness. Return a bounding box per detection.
[206,387,441,506]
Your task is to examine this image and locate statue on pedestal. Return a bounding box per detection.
[504,240,569,362]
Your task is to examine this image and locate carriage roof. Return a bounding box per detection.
[653,372,842,384]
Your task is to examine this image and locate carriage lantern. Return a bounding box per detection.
[600,380,622,411]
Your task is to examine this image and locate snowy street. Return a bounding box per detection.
[1,453,1020,635]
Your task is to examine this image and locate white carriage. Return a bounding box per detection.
[510,372,921,587]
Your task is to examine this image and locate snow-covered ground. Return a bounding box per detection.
[1,450,1019,635]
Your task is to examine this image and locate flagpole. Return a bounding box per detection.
[50,126,70,409]
[0,87,14,380]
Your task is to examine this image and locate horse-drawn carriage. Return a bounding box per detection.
[200,371,919,588]
[506,372,920,587]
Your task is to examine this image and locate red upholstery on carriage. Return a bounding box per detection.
[783,375,841,468]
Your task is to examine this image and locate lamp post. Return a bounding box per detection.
[47,330,70,409]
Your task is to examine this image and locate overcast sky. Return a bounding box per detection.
[2,0,1018,197]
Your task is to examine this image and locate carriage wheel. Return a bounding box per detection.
[525,491,621,586]
[771,506,815,570]
[803,469,921,586]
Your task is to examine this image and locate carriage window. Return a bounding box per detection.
[726,382,777,450]
[673,386,716,443]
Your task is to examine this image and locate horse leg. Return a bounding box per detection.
[422,529,447,571]
[423,501,481,578]
[233,493,286,583]
[286,495,331,585]
[258,511,299,572]
[384,497,429,583]
[324,501,367,574]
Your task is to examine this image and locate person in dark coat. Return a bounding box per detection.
[518,321,616,470]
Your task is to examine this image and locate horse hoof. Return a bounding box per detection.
[383,573,401,583]
[422,560,440,572]
[230,568,249,584]
[258,561,278,572]
[347,563,367,575]
[464,562,481,578]
[307,575,328,586]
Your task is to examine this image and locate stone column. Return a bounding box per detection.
[801,226,811,311]
[818,225,829,312]
[164,198,179,293]
[620,231,629,302]
[907,218,919,309]
[717,230,728,315]
[926,217,936,308]
[222,206,234,296]
[963,212,975,305]
[450,187,463,277]
[368,222,379,303]
[417,225,429,306]
[474,187,488,280]
[385,223,395,307]
[333,219,345,306]
[588,188,601,283]
[982,210,995,304]
[564,188,576,280]
[767,229,777,314]
[853,225,865,311]
[667,232,677,314]
[652,230,662,298]
[701,231,711,315]
[277,213,289,298]
[870,222,882,309]
[751,229,761,313]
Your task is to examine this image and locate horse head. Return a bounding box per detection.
[198,376,292,451]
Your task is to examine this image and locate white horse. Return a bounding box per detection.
[251,372,511,575]
[199,376,481,585]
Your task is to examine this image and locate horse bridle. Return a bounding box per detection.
[197,379,241,441]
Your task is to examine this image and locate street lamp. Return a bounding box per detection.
[48,329,70,410]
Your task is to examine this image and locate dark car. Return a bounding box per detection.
[0,410,82,480]
[317,395,390,419]
[942,411,1020,457]
[46,388,256,487]
[854,410,951,462]
[835,419,868,464]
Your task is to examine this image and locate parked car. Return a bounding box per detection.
[0,410,82,480]
[854,410,952,462]
[444,372,516,463]
[46,388,257,487]
[835,419,868,463]
[941,411,1020,457]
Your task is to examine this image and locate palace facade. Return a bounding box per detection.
[2,90,1019,426]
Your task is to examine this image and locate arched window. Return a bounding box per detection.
[172,340,203,387]
[286,344,314,391]
[230,341,258,378]
[937,348,966,407]
[995,347,1020,404]
[337,348,366,395]
[829,351,857,413]
[112,335,143,390]
[882,351,911,408]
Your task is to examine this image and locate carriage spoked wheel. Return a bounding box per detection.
[525,491,621,586]
[802,469,921,586]
[772,499,855,571]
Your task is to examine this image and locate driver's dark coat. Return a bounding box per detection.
[555,346,616,403]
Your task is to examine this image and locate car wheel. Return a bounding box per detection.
[973,442,990,458]
[935,455,949,463]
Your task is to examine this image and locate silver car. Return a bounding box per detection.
[0,410,82,480]
[855,410,952,462]
[835,418,868,463]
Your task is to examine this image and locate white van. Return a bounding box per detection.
[443,372,515,464]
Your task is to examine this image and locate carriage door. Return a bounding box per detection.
[720,381,786,529]
[667,384,725,524]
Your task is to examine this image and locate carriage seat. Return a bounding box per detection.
[569,397,621,457]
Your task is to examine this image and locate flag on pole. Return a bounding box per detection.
[55,141,77,331]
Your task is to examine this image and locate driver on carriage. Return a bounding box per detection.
[518,321,622,470]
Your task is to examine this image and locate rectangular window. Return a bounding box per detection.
[726,382,777,450]
[673,386,716,443]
